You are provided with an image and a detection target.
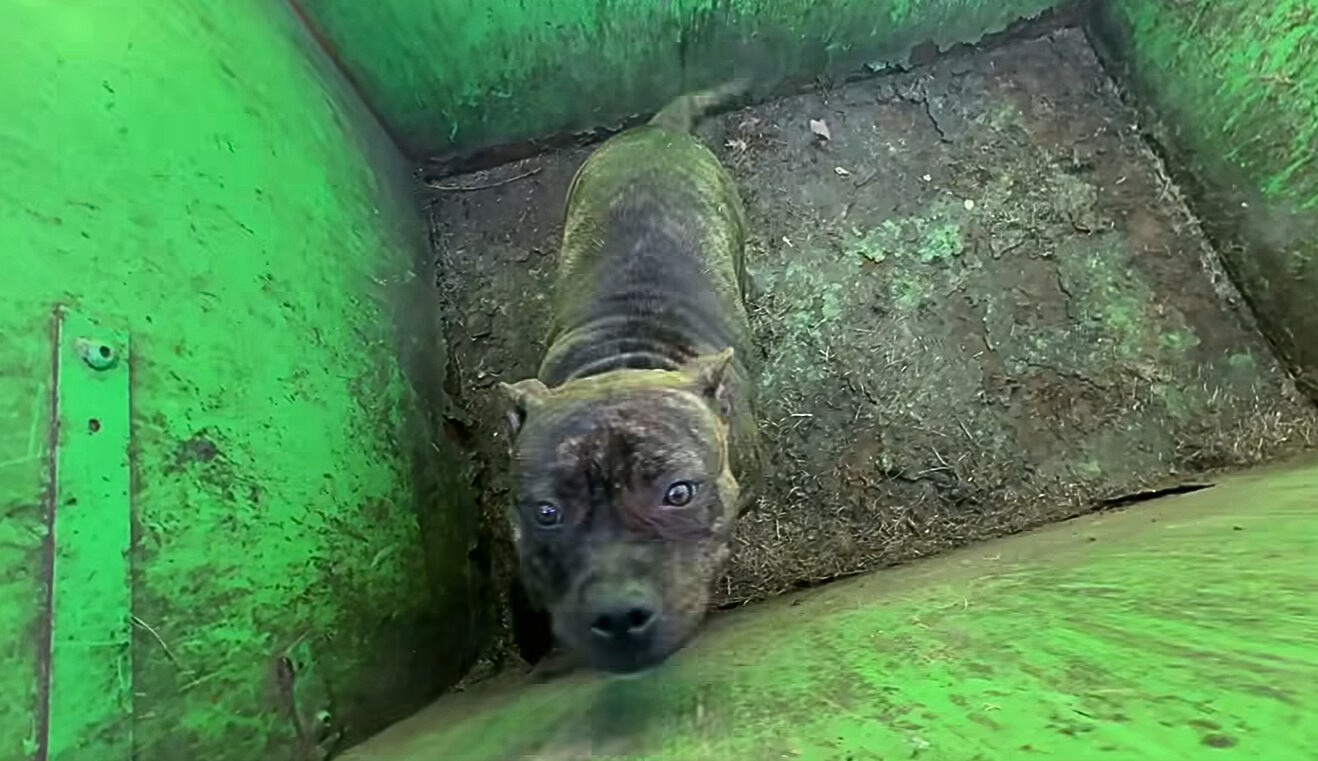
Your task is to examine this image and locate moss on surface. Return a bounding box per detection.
[1091,0,1318,401]
[423,30,1315,676]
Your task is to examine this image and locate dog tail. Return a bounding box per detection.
[648,78,752,133]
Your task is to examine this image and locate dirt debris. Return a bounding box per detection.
[423,28,1317,678]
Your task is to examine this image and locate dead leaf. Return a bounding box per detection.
[809,119,831,140]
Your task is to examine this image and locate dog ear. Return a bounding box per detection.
[684,348,736,419]
[499,378,550,437]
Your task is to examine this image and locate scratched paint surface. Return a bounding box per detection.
[5,0,1318,757]
[295,0,1066,156]
[1093,0,1318,400]
[342,457,1318,760]
[0,1,477,758]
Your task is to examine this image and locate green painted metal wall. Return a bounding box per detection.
[295,0,1070,157]
[1091,0,1318,402]
[0,1,477,758]
[342,457,1318,760]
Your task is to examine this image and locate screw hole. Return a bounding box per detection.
[78,339,117,370]
[88,418,102,433]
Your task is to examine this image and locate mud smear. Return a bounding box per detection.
[421,29,1317,678]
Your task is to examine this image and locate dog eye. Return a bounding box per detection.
[532,501,563,528]
[662,481,697,507]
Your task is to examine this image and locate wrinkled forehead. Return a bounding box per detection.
[517,391,719,480]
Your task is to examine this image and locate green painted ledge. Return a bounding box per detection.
[0,1,478,757]
[1091,0,1318,402]
[295,0,1068,157]
[342,457,1318,760]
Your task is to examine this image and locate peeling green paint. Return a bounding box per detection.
[919,222,965,263]
[295,0,1067,155]
[756,254,852,391]
[1,1,477,758]
[842,203,968,312]
[1228,352,1258,371]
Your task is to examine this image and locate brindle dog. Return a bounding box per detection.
[500,81,763,675]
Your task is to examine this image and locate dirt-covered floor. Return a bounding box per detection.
[423,28,1317,675]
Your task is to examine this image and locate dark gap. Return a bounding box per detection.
[507,578,555,665]
[441,416,474,448]
[1094,482,1215,511]
[466,541,490,578]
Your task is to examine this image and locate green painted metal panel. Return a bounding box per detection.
[44,313,134,760]
[1091,0,1318,402]
[0,333,52,755]
[295,0,1070,156]
[0,1,478,758]
[343,458,1318,760]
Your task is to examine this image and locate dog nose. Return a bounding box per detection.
[589,601,657,640]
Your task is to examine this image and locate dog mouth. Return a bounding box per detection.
[559,613,700,676]
[587,645,673,675]
[558,621,671,675]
